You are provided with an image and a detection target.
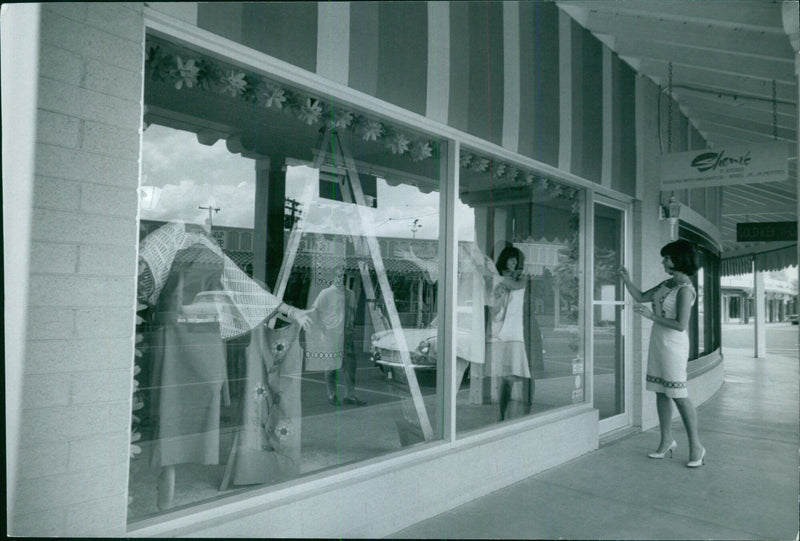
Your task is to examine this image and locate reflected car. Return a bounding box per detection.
[369,308,476,375]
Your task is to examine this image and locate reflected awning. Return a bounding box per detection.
[721,242,798,276]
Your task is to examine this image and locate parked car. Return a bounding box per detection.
[370,307,476,374]
[788,314,798,325]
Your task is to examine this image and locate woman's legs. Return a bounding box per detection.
[655,392,675,451]
[498,378,513,421]
[325,370,338,403]
[673,396,703,460]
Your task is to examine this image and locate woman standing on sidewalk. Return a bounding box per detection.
[619,240,705,468]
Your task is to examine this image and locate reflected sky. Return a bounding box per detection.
[140,124,476,241]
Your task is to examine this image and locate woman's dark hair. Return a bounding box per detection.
[660,240,700,276]
[496,246,525,274]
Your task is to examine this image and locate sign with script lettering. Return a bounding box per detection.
[660,142,788,191]
[736,221,797,242]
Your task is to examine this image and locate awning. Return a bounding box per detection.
[721,243,798,276]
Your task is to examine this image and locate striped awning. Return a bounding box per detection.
[721,244,798,276]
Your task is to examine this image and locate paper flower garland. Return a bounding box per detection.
[361,119,385,142]
[144,39,434,166]
[387,133,411,155]
[145,38,578,193]
[259,82,287,110]
[298,98,324,125]
[410,140,433,162]
[327,110,354,130]
[174,56,199,90]
[458,150,578,200]
[221,70,247,97]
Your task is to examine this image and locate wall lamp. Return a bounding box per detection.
[659,195,681,240]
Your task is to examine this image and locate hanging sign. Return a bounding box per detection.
[736,221,798,242]
[660,142,788,191]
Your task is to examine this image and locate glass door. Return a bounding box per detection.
[593,199,631,433]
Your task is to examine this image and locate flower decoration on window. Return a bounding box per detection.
[361,119,385,142]
[258,82,287,110]
[146,45,175,82]
[458,149,579,201]
[506,166,519,183]
[145,38,436,168]
[471,157,490,172]
[174,56,199,90]
[298,98,323,125]
[128,302,148,509]
[326,109,354,130]
[410,140,433,162]
[221,70,247,98]
[387,133,411,155]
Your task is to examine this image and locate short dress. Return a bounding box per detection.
[489,287,531,379]
[645,281,696,398]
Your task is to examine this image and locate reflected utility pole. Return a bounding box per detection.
[199,205,220,231]
[411,218,421,239]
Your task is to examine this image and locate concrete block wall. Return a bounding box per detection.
[131,409,598,538]
[13,3,145,536]
[634,74,674,431]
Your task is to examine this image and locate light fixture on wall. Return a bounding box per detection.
[659,194,681,240]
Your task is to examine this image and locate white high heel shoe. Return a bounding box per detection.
[686,447,706,468]
[648,440,677,459]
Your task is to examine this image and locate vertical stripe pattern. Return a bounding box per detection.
[317,3,350,86]
[502,1,520,152]
[467,1,504,146]
[348,2,379,96]
[518,1,560,167]
[448,3,471,132]
[602,46,614,187]
[558,10,573,171]
[618,61,637,196]
[240,3,318,73]
[193,3,642,189]
[426,2,450,124]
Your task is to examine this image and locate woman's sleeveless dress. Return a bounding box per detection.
[645,281,696,398]
[489,288,531,379]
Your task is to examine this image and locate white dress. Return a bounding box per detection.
[489,287,531,379]
[645,281,696,398]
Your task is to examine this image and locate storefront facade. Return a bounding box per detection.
[7,3,726,536]
[721,274,798,323]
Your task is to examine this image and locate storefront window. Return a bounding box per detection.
[680,226,721,360]
[454,148,585,435]
[129,36,445,520]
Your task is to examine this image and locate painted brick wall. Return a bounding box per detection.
[13,3,145,536]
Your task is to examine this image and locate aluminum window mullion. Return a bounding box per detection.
[583,190,594,407]
[438,139,459,442]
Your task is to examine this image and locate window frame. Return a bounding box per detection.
[133,6,632,530]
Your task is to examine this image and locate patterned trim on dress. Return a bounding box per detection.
[305,351,344,360]
[646,375,686,389]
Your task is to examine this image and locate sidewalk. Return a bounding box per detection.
[389,346,799,540]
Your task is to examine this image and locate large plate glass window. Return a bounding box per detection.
[129,36,445,521]
[679,226,721,360]
[454,148,585,435]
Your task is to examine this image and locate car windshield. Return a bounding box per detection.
[427,307,473,331]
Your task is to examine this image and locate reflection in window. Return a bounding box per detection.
[130,39,445,520]
[454,150,585,435]
[697,267,705,355]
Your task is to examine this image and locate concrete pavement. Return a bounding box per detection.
[390,343,799,540]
